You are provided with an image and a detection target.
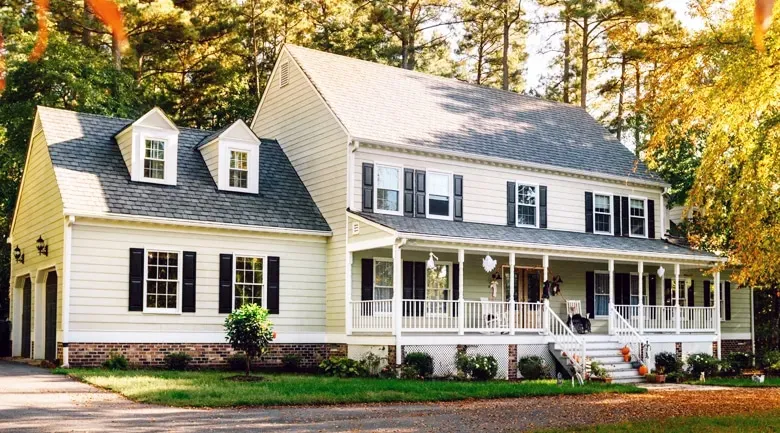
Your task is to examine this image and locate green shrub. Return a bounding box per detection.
[378,363,398,379]
[102,352,129,370]
[404,352,434,378]
[455,352,498,381]
[590,361,608,379]
[655,351,682,374]
[224,304,275,376]
[687,352,720,378]
[399,364,422,379]
[762,350,780,375]
[319,357,368,378]
[163,352,192,371]
[281,354,301,371]
[226,353,247,371]
[723,352,754,375]
[518,356,548,380]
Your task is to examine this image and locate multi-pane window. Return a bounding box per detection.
[427,172,451,218]
[425,264,450,315]
[630,274,649,306]
[594,272,609,317]
[375,165,401,214]
[594,194,612,234]
[146,251,179,310]
[630,198,647,237]
[143,139,166,179]
[516,184,537,227]
[229,150,248,189]
[234,256,264,309]
[671,278,689,306]
[373,259,393,314]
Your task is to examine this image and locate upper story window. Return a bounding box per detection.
[229,150,249,189]
[234,256,264,309]
[427,172,452,219]
[145,250,180,312]
[143,139,166,180]
[594,193,612,234]
[516,183,538,227]
[629,197,647,237]
[375,164,402,215]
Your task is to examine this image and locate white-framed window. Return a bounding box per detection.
[427,171,452,219]
[233,256,265,310]
[594,271,609,318]
[629,197,648,238]
[630,273,649,306]
[144,250,180,312]
[143,138,166,180]
[671,278,690,306]
[516,183,538,227]
[708,280,729,320]
[375,164,402,215]
[373,258,393,314]
[229,150,249,189]
[425,262,451,316]
[594,193,613,234]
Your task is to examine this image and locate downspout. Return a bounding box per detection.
[659,189,666,239]
[751,287,755,364]
[61,215,75,368]
[344,138,356,341]
[394,237,407,365]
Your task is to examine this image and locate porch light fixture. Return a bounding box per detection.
[13,246,24,264]
[36,235,48,256]
[482,254,497,273]
[426,252,439,270]
[657,266,665,278]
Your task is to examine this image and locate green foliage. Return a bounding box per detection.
[281,354,301,371]
[226,353,247,372]
[360,352,383,376]
[687,353,720,378]
[655,352,682,374]
[518,356,549,380]
[102,352,129,370]
[455,352,498,381]
[762,350,780,374]
[722,352,755,376]
[590,361,609,379]
[163,352,192,371]
[318,357,368,378]
[403,352,434,378]
[224,304,275,376]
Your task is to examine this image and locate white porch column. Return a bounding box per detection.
[638,261,644,334]
[608,259,615,335]
[674,263,681,334]
[509,253,516,335]
[392,244,402,340]
[714,271,722,358]
[543,254,549,282]
[346,252,353,336]
[458,249,465,336]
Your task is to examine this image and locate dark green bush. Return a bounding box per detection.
[518,356,548,380]
[226,353,247,371]
[404,352,434,378]
[723,352,754,375]
[762,350,780,375]
[163,352,192,371]
[319,357,368,377]
[102,352,129,370]
[282,354,301,371]
[655,352,682,374]
[687,353,720,377]
[455,352,498,381]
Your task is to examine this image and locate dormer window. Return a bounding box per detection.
[197,119,260,194]
[143,138,166,180]
[115,107,179,186]
[229,150,249,188]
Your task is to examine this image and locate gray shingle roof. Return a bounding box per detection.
[285,45,663,184]
[38,106,331,232]
[354,212,716,260]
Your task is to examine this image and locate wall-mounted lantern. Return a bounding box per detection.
[13,246,24,264]
[36,235,48,256]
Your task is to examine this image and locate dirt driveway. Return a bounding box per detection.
[2,361,780,432]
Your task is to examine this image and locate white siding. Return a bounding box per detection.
[353,147,665,238]
[199,141,219,186]
[68,222,327,337]
[253,49,349,334]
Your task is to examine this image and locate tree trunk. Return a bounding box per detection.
[563,16,571,103]
[580,15,589,109]
[82,1,92,46]
[635,63,641,147]
[502,20,510,91]
[407,31,416,70]
[617,54,626,142]
[112,34,121,70]
[245,354,251,377]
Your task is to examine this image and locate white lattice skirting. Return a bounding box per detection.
[403,345,459,377]
[466,345,509,380]
[516,344,556,379]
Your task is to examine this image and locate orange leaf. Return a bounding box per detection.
[29,0,49,62]
[755,0,776,50]
[86,0,128,49]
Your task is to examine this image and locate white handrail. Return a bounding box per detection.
[546,301,586,375]
[610,305,651,365]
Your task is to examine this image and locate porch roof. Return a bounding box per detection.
[351,211,719,262]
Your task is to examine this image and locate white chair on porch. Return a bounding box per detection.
[480,297,506,334]
[567,300,583,319]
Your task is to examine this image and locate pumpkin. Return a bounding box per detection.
[623,354,631,362]
[638,365,649,376]
[621,346,631,356]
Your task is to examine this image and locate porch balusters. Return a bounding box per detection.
[458,249,465,336]
[608,259,615,335]
[509,253,516,335]
[392,244,402,342]
[638,261,644,334]
[674,263,681,334]
[714,271,722,358]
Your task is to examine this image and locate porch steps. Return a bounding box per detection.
[548,340,645,385]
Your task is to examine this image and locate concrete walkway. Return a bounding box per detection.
[2,361,780,432]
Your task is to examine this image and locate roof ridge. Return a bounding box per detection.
[37,105,214,135]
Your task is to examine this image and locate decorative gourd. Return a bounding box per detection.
[623,354,631,362]
[621,346,631,356]
[638,365,649,376]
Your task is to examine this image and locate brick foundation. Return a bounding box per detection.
[66,342,347,368]
[675,342,683,361]
[721,339,753,357]
[712,341,718,358]
[388,345,397,365]
[508,345,518,380]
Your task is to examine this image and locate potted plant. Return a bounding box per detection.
[655,366,667,383]
[646,372,657,383]
[590,361,612,384]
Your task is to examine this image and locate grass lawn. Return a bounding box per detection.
[535,411,780,433]
[687,377,780,387]
[55,369,644,407]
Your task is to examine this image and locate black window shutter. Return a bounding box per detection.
[621,273,631,305]
[361,259,374,315]
[703,280,711,307]
[454,175,464,222]
[621,196,630,237]
[267,256,280,314]
[413,261,426,316]
[725,281,731,320]
[539,185,548,229]
[687,280,695,307]
[584,192,593,233]
[613,195,621,237]
[362,163,374,212]
[648,274,657,305]
[182,251,196,313]
[585,271,594,318]
[648,199,656,238]
[129,248,144,311]
[452,263,460,317]
[664,279,672,306]
[507,181,516,226]
[415,170,426,217]
[403,168,415,217]
[402,261,414,316]
[218,254,233,314]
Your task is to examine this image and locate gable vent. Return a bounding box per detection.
[279,61,290,88]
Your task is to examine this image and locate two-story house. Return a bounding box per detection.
[9,45,754,381]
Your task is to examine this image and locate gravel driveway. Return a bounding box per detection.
[2,360,780,432]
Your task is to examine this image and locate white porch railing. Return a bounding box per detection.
[641,305,716,333]
[514,302,546,332]
[610,305,651,365]
[546,301,586,376]
[350,300,393,332]
[642,305,677,332]
[401,300,459,332]
[680,306,716,332]
[463,300,509,333]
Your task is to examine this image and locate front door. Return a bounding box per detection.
[501,267,542,302]
[526,271,541,303]
[45,272,58,361]
[21,278,31,358]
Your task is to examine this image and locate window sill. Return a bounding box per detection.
[427,214,452,221]
[375,209,403,216]
[142,309,181,315]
